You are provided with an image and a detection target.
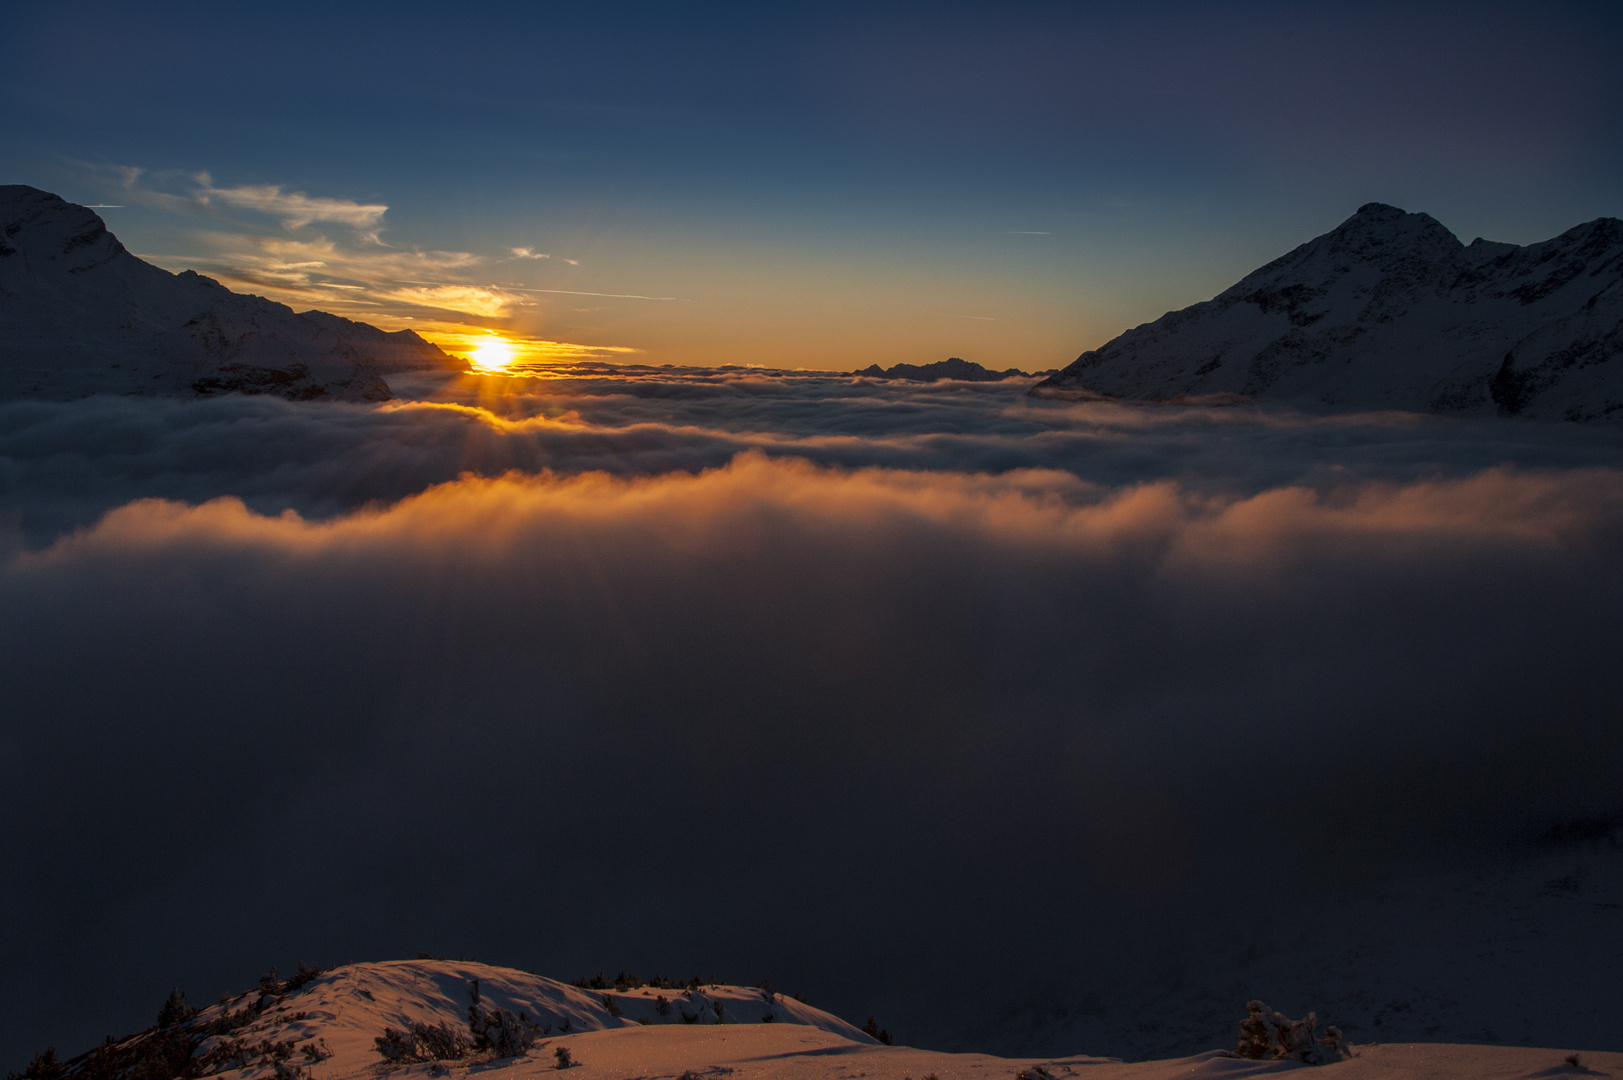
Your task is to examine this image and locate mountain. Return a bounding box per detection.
[0,186,459,402]
[14,958,1617,1080]
[1032,203,1623,422]
[854,357,1040,381]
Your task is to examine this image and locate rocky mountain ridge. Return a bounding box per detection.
[1033,203,1623,422]
[853,357,1043,381]
[0,185,458,402]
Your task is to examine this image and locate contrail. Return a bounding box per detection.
[401,280,682,301]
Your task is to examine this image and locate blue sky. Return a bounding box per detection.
[3,0,1620,368]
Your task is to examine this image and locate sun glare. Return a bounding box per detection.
[469,337,516,372]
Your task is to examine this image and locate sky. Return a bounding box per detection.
[5,1,1623,1072]
[3,0,1621,369]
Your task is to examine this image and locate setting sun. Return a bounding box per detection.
[469,336,515,372]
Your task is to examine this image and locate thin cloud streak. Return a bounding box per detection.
[503,286,683,301]
[193,176,389,231]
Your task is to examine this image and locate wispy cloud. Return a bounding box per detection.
[505,286,682,301]
[194,174,389,232]
[81,163,645,363]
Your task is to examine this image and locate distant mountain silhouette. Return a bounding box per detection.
[854,357,1041,382]
[0,185,459,402]
[1033,203,1623,422]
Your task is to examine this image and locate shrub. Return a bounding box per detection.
[283,963,324,994]
[475,1010,540,1058]
[1233,1001,1350,1065]
[373,1023,471,1063]
[11,1049,62,1080]
[554,1047,575,1069]
[465,981,546,1058]
[861,1018,892,1045]
[600,995,623,1018]
[157,989,194,1028]
[374,1029,417,1064]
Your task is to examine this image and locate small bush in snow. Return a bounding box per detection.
[1233,1001,1350,1065]
[600,994,623,1018]
[476,1010,541,1058]
[271,1061,307,1080]
[862,1018,893,1046]
[655,996,671,1018]
[374,1030,415,1064]
[282,963,324,994]
[373,1023,471,1063]
[554,1047,575,1069]
[420,1024,472,1061]
[465,978,548,1057]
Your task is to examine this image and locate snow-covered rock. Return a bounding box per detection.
[24,958,1622,1080]
[1033,203,1623,422]
[0,185,458,402]
[38,961,878,1080]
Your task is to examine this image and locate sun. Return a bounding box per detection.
[469,337,516,372]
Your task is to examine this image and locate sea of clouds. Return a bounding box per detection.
[3,369,1622,1065]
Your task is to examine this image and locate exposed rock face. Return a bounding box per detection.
[0,185,459,402]
[1033,203,1623,422]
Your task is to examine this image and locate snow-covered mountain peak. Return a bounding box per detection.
[1034,203,1623,421]
[0,185,133,275]
[0,185,460,402]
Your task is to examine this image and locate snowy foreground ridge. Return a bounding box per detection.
[18,960,1620,1080]
[1033,203,1623,421]
[0,186,457,402]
